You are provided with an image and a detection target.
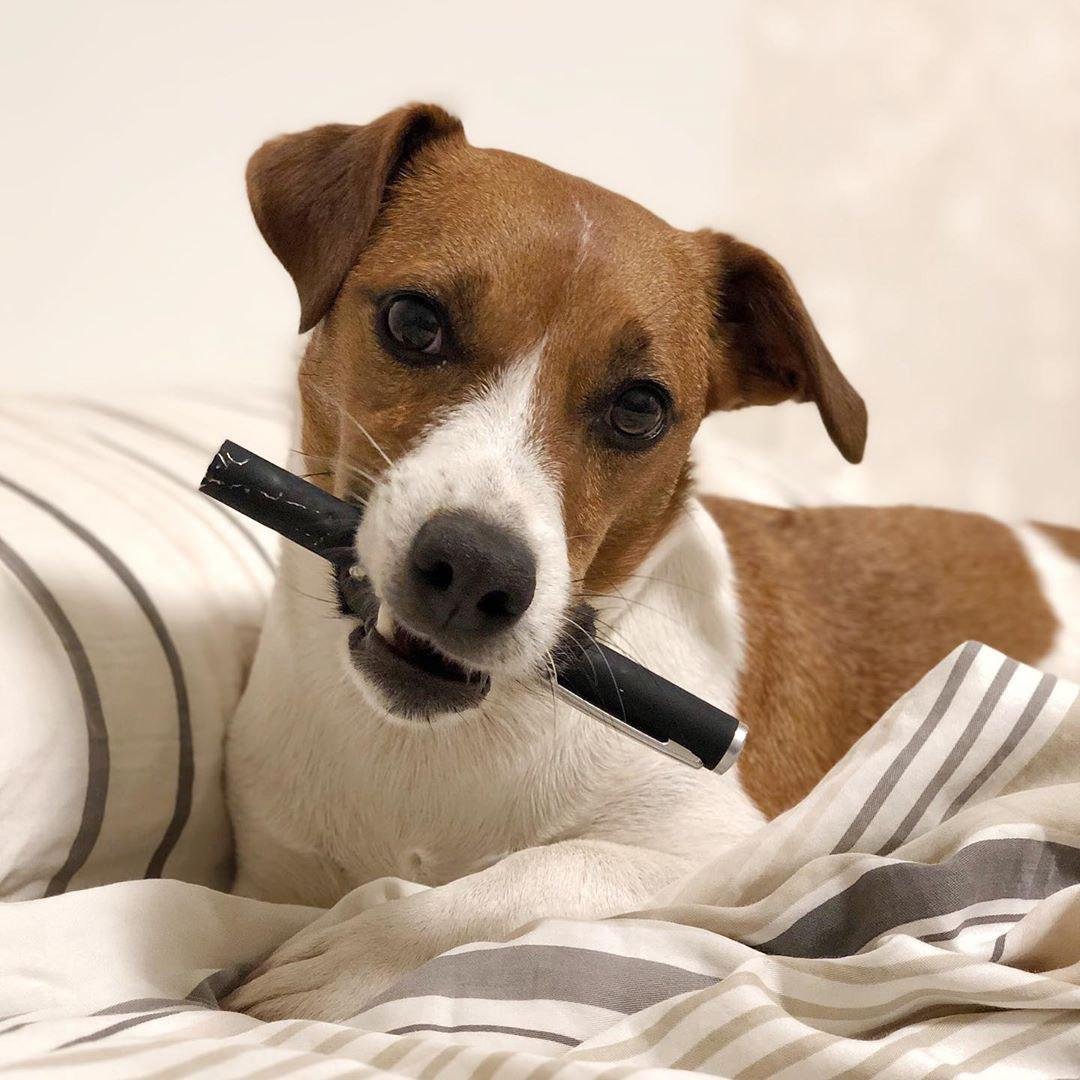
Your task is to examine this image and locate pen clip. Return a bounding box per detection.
[556,686,705,769]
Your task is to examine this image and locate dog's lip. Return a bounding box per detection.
[371,605,484,685]
[334,562,496,715]
[348,604,492,718]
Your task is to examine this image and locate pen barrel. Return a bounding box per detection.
[557,640,744,773]
[200,441,361,560]
[198,441,746,772]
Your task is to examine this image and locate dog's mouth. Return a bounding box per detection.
[372,605,479,684]
[335,561,491,719]
[332,559,596,722]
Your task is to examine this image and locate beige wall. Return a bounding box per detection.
[2,1,1076,523]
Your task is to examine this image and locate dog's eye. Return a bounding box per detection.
[381,294,445,362]
[607,382,669,444]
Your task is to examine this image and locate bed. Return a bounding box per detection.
[1,395,1078,1077]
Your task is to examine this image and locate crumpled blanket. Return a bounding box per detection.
[1,641,1078,1078]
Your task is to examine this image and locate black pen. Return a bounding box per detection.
[199,440,747,773]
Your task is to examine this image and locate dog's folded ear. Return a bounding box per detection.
[698,231,868,464]
[246,104,464,333]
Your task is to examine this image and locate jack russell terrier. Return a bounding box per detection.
[223,104,1080,1020]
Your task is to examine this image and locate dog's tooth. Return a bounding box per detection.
[375,604,395,640]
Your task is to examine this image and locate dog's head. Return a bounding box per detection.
[247,103,866,722]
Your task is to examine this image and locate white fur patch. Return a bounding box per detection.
[354,343,570,680]
[1014,524,1080,681]
[591,497,747,721]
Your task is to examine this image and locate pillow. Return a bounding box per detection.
[0,389,289,900]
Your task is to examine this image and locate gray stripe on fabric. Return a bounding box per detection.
[832,641,981,854]
[759,837,1080,958]
[0,532,109,897]
[93,997,213,1016]
[56,1008,194,1049]
[879,657,1018,854]
[91,433,274,570]
[922,1012,1071,1080]
[386,1023,580,1047]
[919,911,1026,944]
[0,474,193,882]
[990,931,1009,963]
[362,944,718,1015]
[185,962,258,1006]
[942,671,1059,822]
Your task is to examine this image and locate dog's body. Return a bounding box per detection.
[224,105,1080,1020]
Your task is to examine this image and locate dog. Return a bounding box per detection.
[223,104,1080,1021]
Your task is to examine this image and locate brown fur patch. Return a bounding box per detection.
[704,498,1060,819]
[1034,522,1080,562]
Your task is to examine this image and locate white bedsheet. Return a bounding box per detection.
[2,643,1079,1078]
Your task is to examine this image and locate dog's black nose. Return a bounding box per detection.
[407,510,537,636]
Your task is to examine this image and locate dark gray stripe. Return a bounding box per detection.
[386,1023,580,1047]
[90,433,275,571]
[363,944,717,1015]
[759,837,1080,958]
[0,533,109,897]
[942,671,1059,822]
[880,657,1018,854]
[185,962,257,1006]
[56,1008,194,1050]
[990,931,1009,963]
[1,997,208,1038]
[0,474,193,881]
[919,911,1025,944]
[832,642,981,854]
[93,997,213,1016]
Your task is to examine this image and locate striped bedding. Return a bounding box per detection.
[2,642,1078,1077]
[0,391,288,898]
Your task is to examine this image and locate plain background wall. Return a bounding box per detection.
[2,1,1077,523]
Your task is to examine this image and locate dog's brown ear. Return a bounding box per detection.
[246,104,463,333]
[698,231,867,463]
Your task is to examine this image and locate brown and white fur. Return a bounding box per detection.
[224,104,1080,1020]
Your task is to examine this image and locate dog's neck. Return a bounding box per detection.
[232,495,760,896]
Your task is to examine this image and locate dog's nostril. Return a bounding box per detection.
[420,559,454,592]
[477,589,514,619]
[406,510,537,638]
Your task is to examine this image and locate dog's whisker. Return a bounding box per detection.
[291,449,380,490]
[564,616,627,725]
[281,583,336,608]
[563,615,605,685]
[586,613,645,665]
[580,589,686,632]
[544,650,560,725]
[574,571,714,601]
[618,573,713,598]
[586,615,644,665]
[288,450,377,503]
[338,404,395,469]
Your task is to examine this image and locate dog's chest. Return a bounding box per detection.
[324,745,575,887]
[227,503,756,900]
[232,679,594,891]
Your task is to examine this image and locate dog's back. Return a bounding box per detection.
[704,496,1080,816]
